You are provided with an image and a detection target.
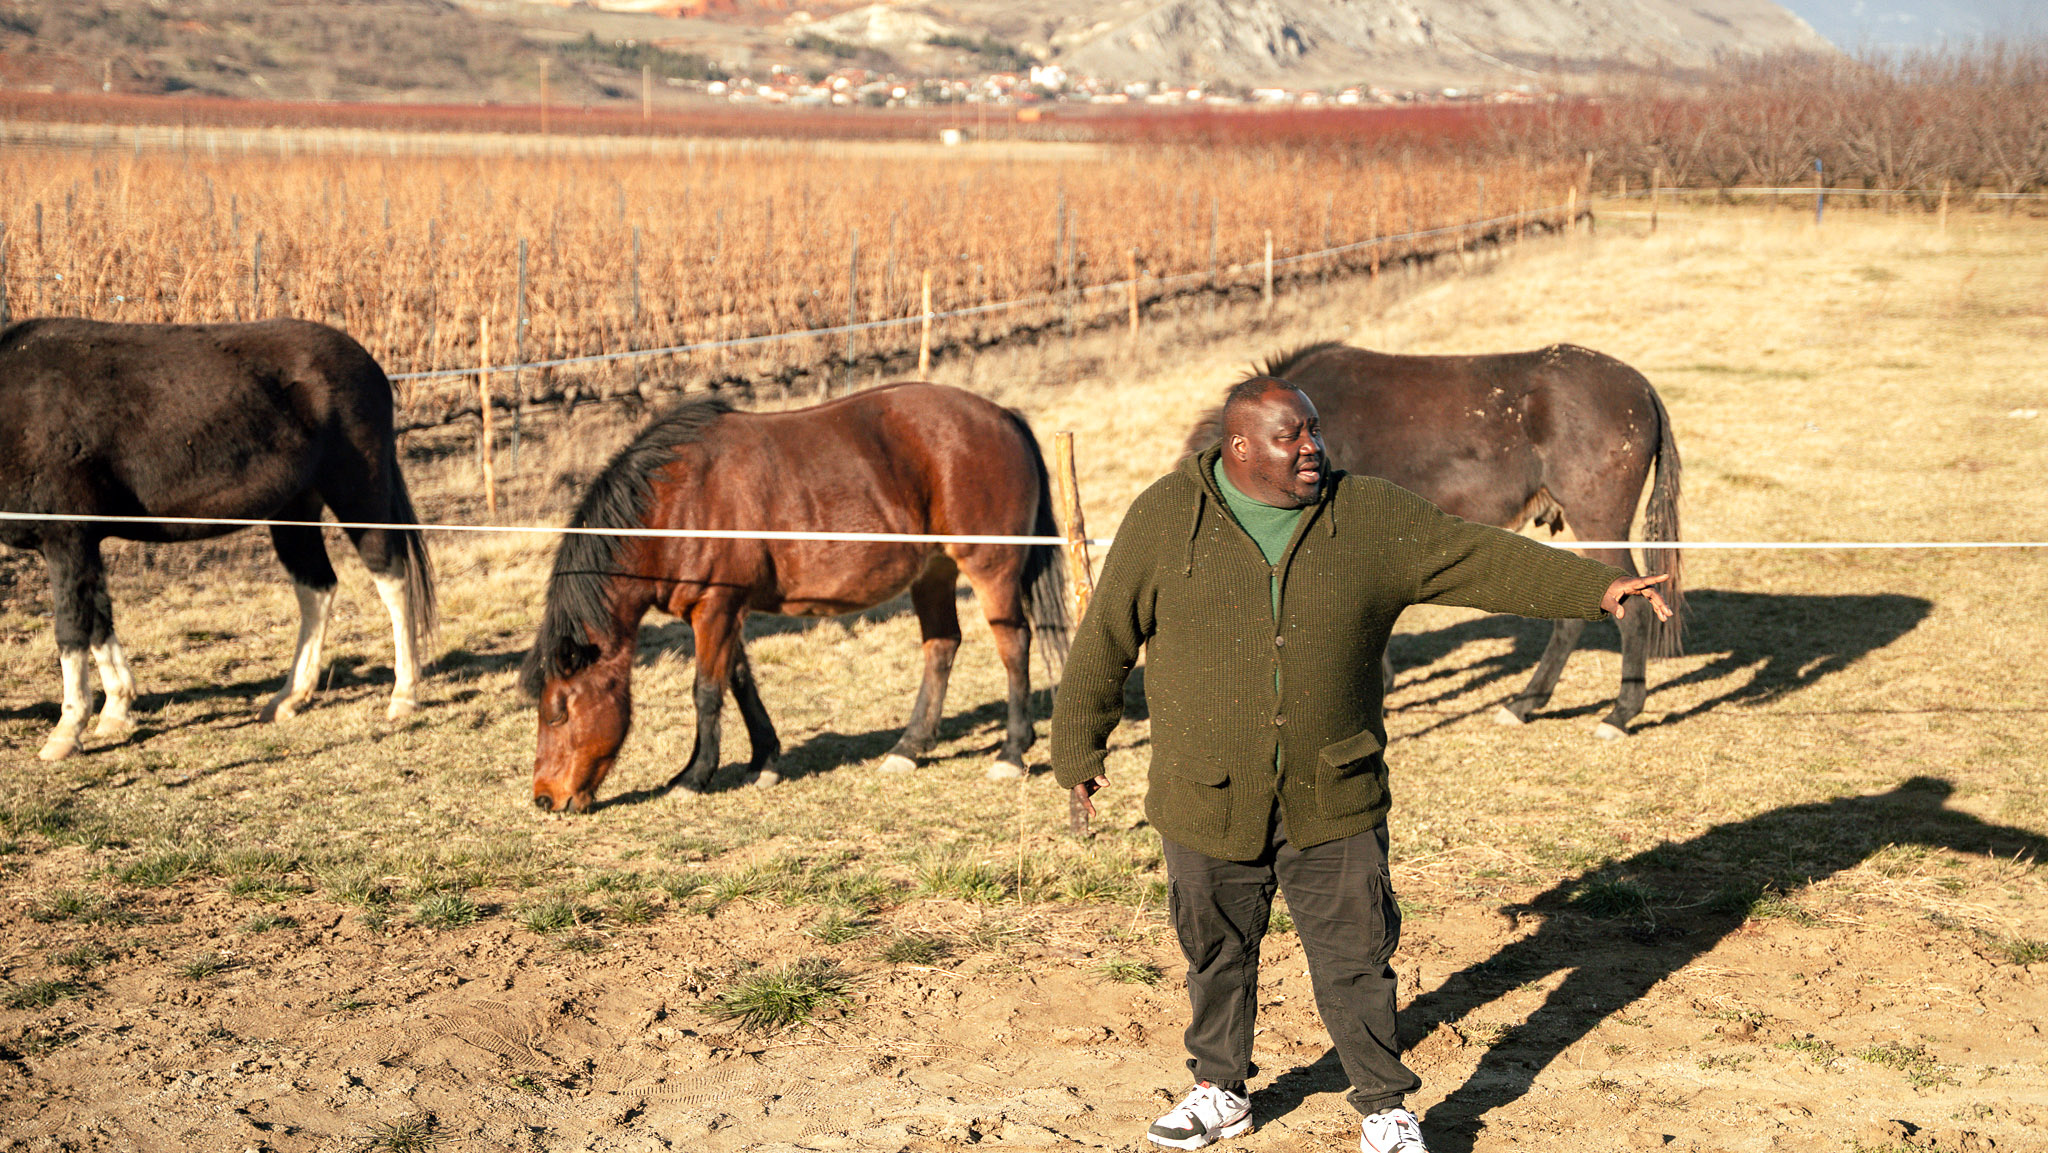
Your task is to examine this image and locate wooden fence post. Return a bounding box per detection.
[1051,430,1095,836]
[1650,165,1661,234]
[1126,248,1140,339]
[478,317,497,516]
[916,270,934,377]
[1262,229,1274,310]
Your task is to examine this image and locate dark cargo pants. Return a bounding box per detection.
[1161,817,1420,1116]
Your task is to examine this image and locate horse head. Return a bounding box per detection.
[528,638,632,814]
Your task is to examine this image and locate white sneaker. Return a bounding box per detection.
[1147,1083,1252,1149]
[1360,1106,1428,1153]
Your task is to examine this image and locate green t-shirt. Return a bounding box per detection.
[1213,458,1303,619]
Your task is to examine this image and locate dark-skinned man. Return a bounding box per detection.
[1051,376,1670,1152]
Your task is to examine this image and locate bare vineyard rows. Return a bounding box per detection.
[0,143,1570,425]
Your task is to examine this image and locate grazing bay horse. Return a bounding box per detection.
[523,383,1070,813]
[1187,342,1683,738]
[0,318,437,760]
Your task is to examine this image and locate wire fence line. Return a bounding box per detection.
[387,202,1577,385]
[3,510,2044,552]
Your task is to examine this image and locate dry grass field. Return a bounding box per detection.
[0,202,2045,1152]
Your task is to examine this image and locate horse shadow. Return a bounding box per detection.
[1246,777,2047,1149]
[1388,590,1934,737]
[589,688,1059,810]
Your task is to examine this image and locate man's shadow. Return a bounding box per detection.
[1337,777,2045,1151]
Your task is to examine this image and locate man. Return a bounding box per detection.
[1051,377,1670,1152]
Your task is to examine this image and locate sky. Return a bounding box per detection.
[1776,0,2046,50]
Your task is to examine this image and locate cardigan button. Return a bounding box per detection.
[1273,635,1285,647]
[1273,714,1287,726]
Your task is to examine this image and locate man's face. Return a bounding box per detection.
[1225,387,1326,508]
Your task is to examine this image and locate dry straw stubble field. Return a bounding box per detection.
[0,202,2044,1152]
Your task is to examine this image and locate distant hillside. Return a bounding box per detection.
[1053,0,1835,90]
[0,0,1837,103]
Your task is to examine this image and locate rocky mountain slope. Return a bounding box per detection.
[0,0,1835,102]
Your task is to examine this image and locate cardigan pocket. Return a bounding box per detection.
[1153,756,1232,832]
[1314,728,1386,820]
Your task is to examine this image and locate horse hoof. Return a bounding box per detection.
[260,697,304,723]
[877,754,918,774]
[1594,722,1628,741]
[750,768,782,788]
[37,734,80,761]
[986,760,1026,781]
[1493,706,1527,727]
[386,697,418,721]
[93,715,137,741]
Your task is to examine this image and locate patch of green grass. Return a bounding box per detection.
[52,943,115,970]
[516,898,590,936]
[113,848,214,887]
[805,909,874,944]
[0,795,115,848]
[1268,906,1295,935]
[1697,1052,1753,1071]
[360,1112,442,1153]
[176,951,236,980]
[314,864,393,909]
[506,1073,547,1094]
[1776,1036,1842,1065]
[414,892,481,930]
[1568,877,1655,919]
[241,912,298,933]
[1095,954,1163,985]
[2,979,83,1010]
[581,870,647,894]
[1709,883,1818,925]
[607,894,657,926]
[1854,1041,1958,1090]
[877,933,949,965]
[912,849,1009,904]
[554,933,604,954]
[1983,933,2047,965]
[709,958,851,1032]
[27,890,139,926]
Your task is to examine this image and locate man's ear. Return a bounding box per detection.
[1227,433,1247,460]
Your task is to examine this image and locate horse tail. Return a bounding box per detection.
[385,445,440,649]
[1006,409,1071,684]
[1642,382,1684,659]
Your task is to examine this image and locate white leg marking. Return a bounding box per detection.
[986,759,1026,782]
[40,648,91,761]
[261,583,334,723]
[1593,722,1628,741]
[90,635,139,740]
[1493,705,1527,727]
[877,754,917,774]
[372,572,419,720]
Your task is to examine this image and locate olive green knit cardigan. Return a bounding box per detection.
[1051,445,1623,861]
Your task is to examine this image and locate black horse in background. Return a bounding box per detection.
[0,318,437,761]
[1188,342,1683,738]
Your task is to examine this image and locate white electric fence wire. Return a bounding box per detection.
[2,511,2045,552]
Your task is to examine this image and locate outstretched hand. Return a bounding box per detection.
[1602,573,1673,622]
[1072,774,1110,818]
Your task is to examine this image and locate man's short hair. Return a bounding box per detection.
[1222,375,1304,433]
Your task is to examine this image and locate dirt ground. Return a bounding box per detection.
[2,204,2045,1153]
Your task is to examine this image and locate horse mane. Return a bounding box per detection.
[520,396,735,696]
[1181,341,1353,457]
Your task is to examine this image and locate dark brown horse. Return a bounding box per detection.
[0,318,437,760]
[523,383,1070,813]
[1187,342,1683,738]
